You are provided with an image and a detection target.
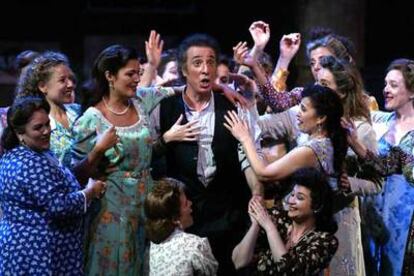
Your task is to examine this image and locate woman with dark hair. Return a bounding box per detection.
[225,84,347,182]
[0,97,104,275]
[71,31,200,275]
[145,178,218,275]
[235,36,378,274]
[0,50,40,153]
[316,55,380,276]
[232,167,338,275]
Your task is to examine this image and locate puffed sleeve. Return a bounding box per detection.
[71,109,100,165]
[136,86,175,114]
[192,238,218,276]
[259,108,299,143]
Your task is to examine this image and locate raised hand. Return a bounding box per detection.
[341,117,358,146]
[279,33,301,61]
[145,30,164,68]
[229,73,258,94]
[233,42,255,68]
[249,21,270,51]
[163,114,201,142]
[223,110,251,143]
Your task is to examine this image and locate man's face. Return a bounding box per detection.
[182,46,217,95]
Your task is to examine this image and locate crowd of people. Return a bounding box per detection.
[0,20,413,276]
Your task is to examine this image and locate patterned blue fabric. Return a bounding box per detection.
[0,146,85,275]
[49,103,81,167]
[363,112,414,276]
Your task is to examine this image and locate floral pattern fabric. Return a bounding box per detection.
[257,80,302,113]
[71,87,173,276]
[361,111,414,276]
[50,103,81,166]
[149,229,218,276]
[258,84,375,276]
[254,206,338,276]
[0,146,85,275]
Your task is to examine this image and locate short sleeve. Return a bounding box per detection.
[136,86,174,114]
[71,109,100,166]
[272,233,338,275]
[192,238,218,276]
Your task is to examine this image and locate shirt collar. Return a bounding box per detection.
[182,90,214,112]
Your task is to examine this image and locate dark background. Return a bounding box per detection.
[1,0,413,108]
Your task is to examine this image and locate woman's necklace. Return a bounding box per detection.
[103,97,131,116]
[286,226,315,250]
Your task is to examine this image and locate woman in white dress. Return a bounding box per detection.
[145,178,218,276]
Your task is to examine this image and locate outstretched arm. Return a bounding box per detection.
[139,30,164,87]
[237,21,270,75]
[271,33,301,92]
[224,110,317,182]
[233,42,302,112]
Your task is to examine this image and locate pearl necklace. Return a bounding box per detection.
[103,97,131,116]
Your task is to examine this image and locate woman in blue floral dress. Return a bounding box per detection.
[344,59,414,276]
[0,97,105,275]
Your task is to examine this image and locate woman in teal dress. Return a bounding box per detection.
[71,32,186,274]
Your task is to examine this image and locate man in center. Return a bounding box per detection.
[151,33,262,275]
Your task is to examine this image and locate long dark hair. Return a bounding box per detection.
[1,97,50,151]
[79,44,138,115]
[301,84,348,175]
[291,167,337,234]
[144,178,185,244]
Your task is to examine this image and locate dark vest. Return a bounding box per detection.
[159,93,250,238]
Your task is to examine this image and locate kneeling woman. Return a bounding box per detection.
[232,168,338,275]
[145,178,218,276]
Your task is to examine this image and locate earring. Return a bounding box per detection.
[313,204,323,214]
[19,137,26,145]
[317,124,323,134]
[109,82,114,90]
[174,220,183,230]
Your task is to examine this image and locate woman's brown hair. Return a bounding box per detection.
[144,178,185,244]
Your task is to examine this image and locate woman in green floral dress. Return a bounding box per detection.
[71,31,184,274]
